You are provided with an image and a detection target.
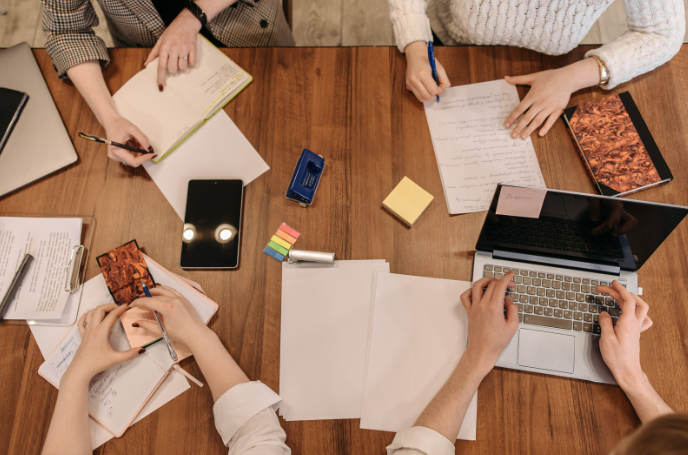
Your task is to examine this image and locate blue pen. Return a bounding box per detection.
[427,41,440,102]
[140,278,178,362]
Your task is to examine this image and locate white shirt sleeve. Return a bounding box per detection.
[387,426,455,455]
[387,0,434,52]
[212,381,291,455]
[585,0,685,89]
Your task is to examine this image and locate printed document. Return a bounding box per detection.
[424,79,546,214]
[0,217,82,320]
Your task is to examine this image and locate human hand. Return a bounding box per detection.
[588,199,638,237]
[144,9,202,91]
[504,57,600,139]
[102,115,156,167]
[129,285,210,349]
[64,304,144,384]
[597,281,653,387]
[404,41,451,102]
[460,271,519,374]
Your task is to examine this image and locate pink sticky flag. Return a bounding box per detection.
[279,223,300,239]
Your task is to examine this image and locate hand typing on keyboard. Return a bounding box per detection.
[460,271,519,373]
[597,281,653,385]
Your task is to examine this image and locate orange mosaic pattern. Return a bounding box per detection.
[97,240,155,304]
[568,94,660,193]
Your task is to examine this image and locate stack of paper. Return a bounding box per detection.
[279,260,389,420]
[360,273,477,440]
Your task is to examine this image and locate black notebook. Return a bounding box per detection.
[0,87,29,156]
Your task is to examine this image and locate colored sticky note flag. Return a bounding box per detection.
[268,241,289,256]
[279,224,300,239]
[271,235,292,250]
[264,247,285,261]
[275,229,297,244]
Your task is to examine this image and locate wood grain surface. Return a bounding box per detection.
[1,45,687,455]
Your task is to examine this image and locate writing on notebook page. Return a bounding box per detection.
[424,80,545,215]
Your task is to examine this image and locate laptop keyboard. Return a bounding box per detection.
[483,265,625,335]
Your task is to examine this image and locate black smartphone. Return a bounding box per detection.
[180,179,244,269]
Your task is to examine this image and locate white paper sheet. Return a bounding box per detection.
[360,273,477,440]
[424,79,546,215]
[30,275,190,449]
[279,260,389,420]
[0,217,82,319]
[143,110,269,220]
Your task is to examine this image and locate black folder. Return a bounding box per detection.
[0,87,29,156]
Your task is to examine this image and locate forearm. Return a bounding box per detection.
[187,328,250,402]
[414,351,491,442]
[66,61,119,127]
[619,373,674,424]
[42,374,92,455]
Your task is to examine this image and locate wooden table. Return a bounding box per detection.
[1,45,687,455]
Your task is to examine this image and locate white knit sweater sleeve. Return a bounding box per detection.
[387,0,433,52]
[585,0,685,89]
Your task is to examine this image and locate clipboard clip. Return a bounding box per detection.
[64,245,85,293]
[286,249,335,264]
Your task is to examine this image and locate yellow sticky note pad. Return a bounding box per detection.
[382,177,434,226]
[271,235,292,250]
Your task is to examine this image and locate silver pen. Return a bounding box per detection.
[0,254,34,321]
[140,278,178,362]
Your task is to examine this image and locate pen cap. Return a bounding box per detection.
[287,249,335,264]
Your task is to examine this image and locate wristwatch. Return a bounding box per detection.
[185,0,208,27]
[590,55,610,86]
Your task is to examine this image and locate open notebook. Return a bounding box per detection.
[38,256,219,437]
[112,34,252,163]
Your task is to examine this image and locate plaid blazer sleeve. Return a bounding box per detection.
[42,0,110,79]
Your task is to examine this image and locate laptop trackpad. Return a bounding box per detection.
[517,329,575,374]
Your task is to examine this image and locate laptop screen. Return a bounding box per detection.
[476,185,688,271]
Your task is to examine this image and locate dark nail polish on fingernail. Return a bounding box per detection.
[138,348,146,354]
[132,323,140,328]
[159,85,163,92]
[148,146,155,153]
[152,155,158,159]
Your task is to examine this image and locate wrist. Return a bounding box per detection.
[61,368,92,390]
[98,109,121,128]
[567,58,602,92]
[184,325,217,353]
[405,41,428,59]
[179,8,204,32]
[461,348,496,380]
[616,368,650,392]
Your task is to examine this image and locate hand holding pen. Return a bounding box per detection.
[130,285,211,357]
[402,41,451,103]
[140,279,178,362]
[79,115,157,167]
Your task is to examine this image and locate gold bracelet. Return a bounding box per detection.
[590,55,610,86]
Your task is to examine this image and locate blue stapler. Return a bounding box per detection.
[286,149,325,207]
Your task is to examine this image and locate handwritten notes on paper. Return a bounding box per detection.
[39,319,174,436]
[424,80,546,214]
[496,186,547,218]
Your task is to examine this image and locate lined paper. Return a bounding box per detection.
[424,80,546,214]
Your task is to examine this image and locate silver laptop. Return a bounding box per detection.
[472,184,688,384]
[0,42,78,198]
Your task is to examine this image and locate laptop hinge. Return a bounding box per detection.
[492,250,621,276]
